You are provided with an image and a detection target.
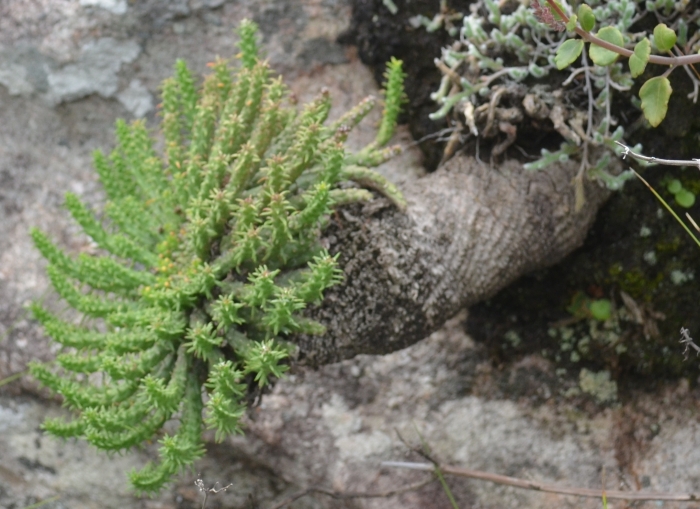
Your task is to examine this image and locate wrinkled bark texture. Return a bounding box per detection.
[299,156,610,365]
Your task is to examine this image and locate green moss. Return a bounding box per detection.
[655,236,682,253]
[609,267,664,302]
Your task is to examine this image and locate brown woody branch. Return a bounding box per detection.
[383,461,700,502]
[295,154,612,366]
[544,0,700,66]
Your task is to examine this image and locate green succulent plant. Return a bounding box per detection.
[428,0,700,196]
[29,19,406,493]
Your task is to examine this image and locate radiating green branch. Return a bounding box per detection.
[30,19,406,494]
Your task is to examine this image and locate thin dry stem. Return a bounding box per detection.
[615,141,700,169]
[383,461,700,502]
[543,0,700,66]
[679,327,700,360]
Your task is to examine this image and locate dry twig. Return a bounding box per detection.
[195,477,233,509]
[679,327,700,361]
[616,141,700,169]
[382,461,700,502]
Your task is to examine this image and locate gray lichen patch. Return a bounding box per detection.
[46,37,141,104]
[578,368,617,404]
[0,37,141,106]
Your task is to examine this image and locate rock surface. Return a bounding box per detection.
[1,1,700,509]
[3,316,700,508]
